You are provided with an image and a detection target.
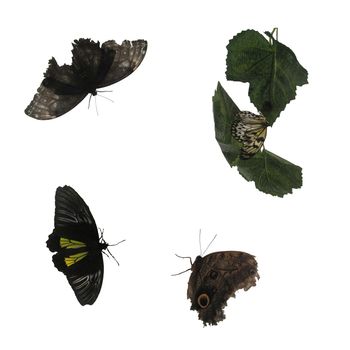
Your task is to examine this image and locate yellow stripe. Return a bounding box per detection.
[64,252,88,267]
[60,237,86,249]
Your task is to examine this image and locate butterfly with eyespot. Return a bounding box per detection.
[181,249,259,326]
[25,38,147,119]
[46,185,124,305]
[232,111,268,159]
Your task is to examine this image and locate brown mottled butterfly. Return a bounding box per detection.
[25,38,147,119]
[232,111,268,159]
[174,233,259,325]
[47,186,124,305]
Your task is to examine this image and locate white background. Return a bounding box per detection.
[1,0,349,349]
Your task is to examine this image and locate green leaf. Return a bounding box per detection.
[226,29,308,125]
[237,149,302,197]
[212,82,241,165]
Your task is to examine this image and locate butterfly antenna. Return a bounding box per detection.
[94,95,99,116]
[88,94,92,109]
[108,239,126,247]
[199,229,203,256]
[202,234,218,256]
[97,90,113,93]
[97,93,114,103]
[171,254,193,276]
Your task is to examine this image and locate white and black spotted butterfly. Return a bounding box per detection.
[231,111,268,159]
[25,38,147,119]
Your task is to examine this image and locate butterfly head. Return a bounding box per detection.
[99,240,109,250]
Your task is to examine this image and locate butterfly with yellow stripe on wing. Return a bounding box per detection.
[46,186,122,305]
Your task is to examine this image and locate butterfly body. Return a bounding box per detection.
[232,111,268,159]
[47,229,107,275]
[187,251,259,325]
[26,38,147,119]
[47,186,110,305]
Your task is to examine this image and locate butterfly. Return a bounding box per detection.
[174,233,259,326]
[231,111,268,159]
[25,38,147,119]
[187,250,259,325]
[46,185,123,305]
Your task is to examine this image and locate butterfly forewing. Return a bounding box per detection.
[54,186,98,230]
[98,40,147,87]
[232,111,268,159]
[25,84,86,120]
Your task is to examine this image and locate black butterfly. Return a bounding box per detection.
[25,38,147,119]
[46,186,122,305]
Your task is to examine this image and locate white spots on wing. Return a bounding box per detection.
[119,60,130,68]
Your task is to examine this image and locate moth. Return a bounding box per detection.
[187,251,259,325]
[25,38,147,119]
[231,111,268,159]
[46,185,123,305]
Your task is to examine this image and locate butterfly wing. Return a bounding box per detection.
[25,84,86,120]
[47,186,104,305]
[66,259,104,306]
[97,39,147,88]
[25,58,87,120]
[187,251,259,325]
[53,185,98,232]
[232,111,268,159]
[50,246,104,306]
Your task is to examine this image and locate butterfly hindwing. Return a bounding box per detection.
[71,39,116,86]
[232,111,268,159]
[67,268,104,306]
[50,245,104,306]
